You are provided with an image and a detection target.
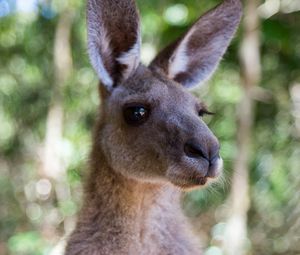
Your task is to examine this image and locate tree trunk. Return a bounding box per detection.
[223,0,261,254]
[40,9,75,238]
[42,10,73,180]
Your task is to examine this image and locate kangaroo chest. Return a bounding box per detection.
[112,204,202,255]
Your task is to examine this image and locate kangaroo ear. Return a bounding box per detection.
[87,0,141,91]
[150,0,242,89]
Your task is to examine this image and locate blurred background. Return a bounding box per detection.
[0,0,300,254]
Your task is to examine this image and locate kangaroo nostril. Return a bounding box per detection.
[184,141,208,160]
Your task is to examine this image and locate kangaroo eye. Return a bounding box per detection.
[123,104,150,126]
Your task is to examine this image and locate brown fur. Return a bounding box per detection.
[65,0,242,254]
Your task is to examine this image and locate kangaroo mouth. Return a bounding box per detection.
[166,157,223,190]
[168,173,208,190]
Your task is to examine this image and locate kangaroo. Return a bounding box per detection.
[65,0,242,254]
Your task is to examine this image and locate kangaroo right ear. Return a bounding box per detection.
[150,0,242,89]
[87,0,141,91]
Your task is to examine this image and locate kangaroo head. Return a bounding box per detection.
[87,0,242,189]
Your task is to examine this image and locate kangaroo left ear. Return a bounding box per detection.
[150,0,242,89]
[87,0,141,91]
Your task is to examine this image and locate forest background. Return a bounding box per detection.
[0,0,300,254]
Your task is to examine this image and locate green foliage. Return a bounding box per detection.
[8,231,47,255]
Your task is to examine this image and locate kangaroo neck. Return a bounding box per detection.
[65,132,197,255]
[80,146,181,237]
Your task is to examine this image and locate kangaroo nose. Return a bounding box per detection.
[184,141,208,160]
[184,139,220,164]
